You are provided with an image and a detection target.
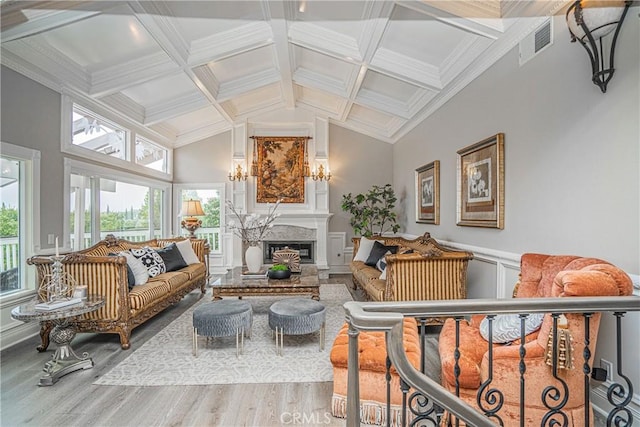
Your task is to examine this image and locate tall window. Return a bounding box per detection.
[176,186,223,253]
[0,142,40,297]
[68,161,169,249]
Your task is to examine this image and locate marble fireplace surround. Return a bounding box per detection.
[261,213,332,272]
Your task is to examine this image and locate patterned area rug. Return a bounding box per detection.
[94,284,351,386]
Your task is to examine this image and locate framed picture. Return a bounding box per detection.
[457,133,504,229]
[415,160,440,224]
[255,136,306,203]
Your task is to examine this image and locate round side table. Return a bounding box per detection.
[11,296,105,386]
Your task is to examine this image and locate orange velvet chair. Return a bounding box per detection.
[438,253,633,426]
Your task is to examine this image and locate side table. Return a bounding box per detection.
[11,296,105,386]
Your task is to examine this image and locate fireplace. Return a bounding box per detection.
[263,241,314,264]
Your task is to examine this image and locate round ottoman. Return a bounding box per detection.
[192,300,252,358]
[268,298,326,356]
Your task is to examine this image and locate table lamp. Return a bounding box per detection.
[180,199,205,238]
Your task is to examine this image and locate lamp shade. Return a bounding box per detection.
[180,199,205,217]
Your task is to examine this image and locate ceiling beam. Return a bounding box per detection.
[261,0,295,109]
[0,1,103,43]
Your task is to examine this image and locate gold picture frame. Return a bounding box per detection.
[255,136,306,203]
[415,160,440,224]
[457,133,504,229]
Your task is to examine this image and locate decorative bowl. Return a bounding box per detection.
[268,268,292,280]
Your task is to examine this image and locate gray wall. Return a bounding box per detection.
[172,132,232,183]
[393,12,639,274]
[1,66,64,252]
[327,125,394,243]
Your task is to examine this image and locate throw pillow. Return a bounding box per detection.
[108,252,136,290]
[155,243,188,272]
[130,246,166,277]
[353,237,381,262]
[479,313,545,343]
[376,250,392,280]
[115,251,149,287]
[175,239,200,265]
[365,241,398,267]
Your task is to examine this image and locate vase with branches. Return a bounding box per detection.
[341,184,400,238]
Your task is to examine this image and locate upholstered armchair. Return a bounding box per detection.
[438,253,633,426]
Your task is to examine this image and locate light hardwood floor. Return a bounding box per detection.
[0,275,442,427]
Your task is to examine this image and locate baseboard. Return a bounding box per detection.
[0,322,40,351]
[591,382,640,421]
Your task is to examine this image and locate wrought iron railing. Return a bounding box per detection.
[344,296,640,427]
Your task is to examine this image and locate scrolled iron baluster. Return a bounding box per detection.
[541,313,569,427]
[518,314,528,427]
[453,317,462,427]
[606,312,633,427]
[582,313,593,427]
[407,390,439,427]
[386,355,392,427]
[477,315,504,426]
[401,377,410,427]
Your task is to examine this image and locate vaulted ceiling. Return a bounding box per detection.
[1,1,564,146]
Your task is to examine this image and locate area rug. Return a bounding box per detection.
[94,284,352,386]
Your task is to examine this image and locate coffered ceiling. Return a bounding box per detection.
[1,1,564,146]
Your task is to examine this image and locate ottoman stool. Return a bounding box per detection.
[268,298,326,356]
[192,300,252,358]
[330,318,421,427]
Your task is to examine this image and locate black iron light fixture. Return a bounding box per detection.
[566,0,631,93]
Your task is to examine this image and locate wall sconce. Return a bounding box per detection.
[566,0,631,93]
[228,164,248,181]
[311,164,331,181]
[180,199,205,238]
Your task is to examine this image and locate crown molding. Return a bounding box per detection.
[99,92,145,124]
[173,121,232,148]
[89,52,179,97]
[217,68,281,102]
[289,22,362,62]
[144,91,209,125]
[369,48,443,90]
[293,67,350,98]
[188,21,273,67]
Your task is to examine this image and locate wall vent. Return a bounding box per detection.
[519,18,553,66]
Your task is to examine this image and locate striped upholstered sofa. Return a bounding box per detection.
[28,235,208,350]
[350,233,473,323]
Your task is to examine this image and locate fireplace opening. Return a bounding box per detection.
[263,241,314,264]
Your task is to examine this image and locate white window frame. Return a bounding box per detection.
[173,183,225,254]
[0,142,41,300]
[60,95,174,181]
[64,158,172,248]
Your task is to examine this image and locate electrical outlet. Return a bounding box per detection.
[47,234,55,245]
[600,359,613,382]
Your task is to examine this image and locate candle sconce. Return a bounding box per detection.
[311,164,331,181]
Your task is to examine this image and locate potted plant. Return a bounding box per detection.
[268,263,291,280]
[341,184,401,237]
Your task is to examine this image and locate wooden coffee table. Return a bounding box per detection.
[211,265,320,300]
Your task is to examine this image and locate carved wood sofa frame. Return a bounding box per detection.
[350,233,474,323]
[28,235,208,350]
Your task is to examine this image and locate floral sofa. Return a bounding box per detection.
[28,235,208,350]
[350,233,473,322]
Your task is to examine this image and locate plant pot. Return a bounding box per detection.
[245,245,263,273]
[268,269,291,280]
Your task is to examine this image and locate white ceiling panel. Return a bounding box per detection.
[0,0,566,145]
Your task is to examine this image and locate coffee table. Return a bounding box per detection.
[211,264,320,300]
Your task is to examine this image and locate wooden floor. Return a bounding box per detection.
[0,275,442,427]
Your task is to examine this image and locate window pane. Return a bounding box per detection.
[72,106,126,160]
[153,189,163,239]
[100,180,149,242]
[180,189,220,252]
[0,157,21,294]
[136,137,168,173]
[69,173,92,250]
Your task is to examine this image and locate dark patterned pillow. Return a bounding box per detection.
[365,241,398,267]
[154,243,187,272]
[130,246,166,277]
